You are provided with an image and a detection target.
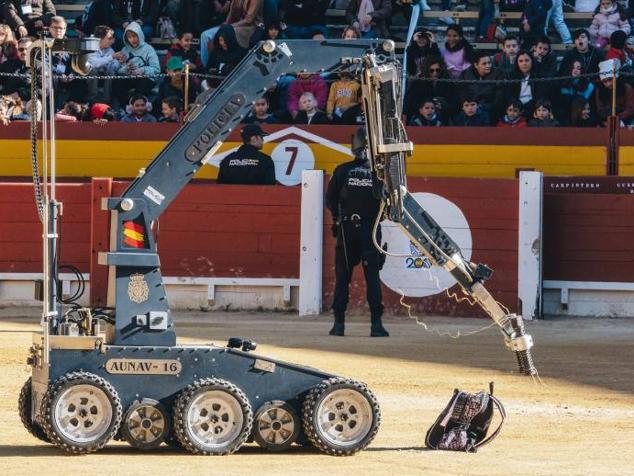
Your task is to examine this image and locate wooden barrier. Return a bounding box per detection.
[0,123,609,180]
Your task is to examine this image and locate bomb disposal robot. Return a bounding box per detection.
[19,38,536,456]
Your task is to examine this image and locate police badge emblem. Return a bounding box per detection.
[128,273,149,303]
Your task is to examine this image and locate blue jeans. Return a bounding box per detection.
[284,24,328,39]
[546,0,572,44]
[476,0,495,37]
[200,26,220,68]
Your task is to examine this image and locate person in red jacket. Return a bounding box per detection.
[497,100,528,127]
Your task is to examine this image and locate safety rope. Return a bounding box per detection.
[28,49,45,223]
[1,69,631,83]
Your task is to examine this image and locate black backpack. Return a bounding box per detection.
[425,383,506,453]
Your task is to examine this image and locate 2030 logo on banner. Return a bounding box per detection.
[380,193,472,298]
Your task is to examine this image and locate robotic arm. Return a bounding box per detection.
[360,55,537,376]
[99,39,398,346]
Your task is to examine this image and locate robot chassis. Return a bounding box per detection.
[19,37,536,456]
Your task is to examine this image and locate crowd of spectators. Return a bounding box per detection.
[0,0,634,127]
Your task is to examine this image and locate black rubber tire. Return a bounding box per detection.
[41,372,122,454]
[121,398,170,450]
[253,400,300,451]
[18,377,50,443]
[173,378,253,455]
[302,377,381,456]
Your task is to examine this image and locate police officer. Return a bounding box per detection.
[326,127,389,337]
[217,124,276,185]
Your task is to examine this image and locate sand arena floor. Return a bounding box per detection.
[0,307,632,476]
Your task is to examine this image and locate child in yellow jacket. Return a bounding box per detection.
[326,72,361,122]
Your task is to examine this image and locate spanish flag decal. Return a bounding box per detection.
[123,221,145,248]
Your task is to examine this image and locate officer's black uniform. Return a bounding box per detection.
[217,124,276,185]
[326,128,389,337]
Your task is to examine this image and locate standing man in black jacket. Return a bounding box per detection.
[217,124,277,185]
[326,127,389,338]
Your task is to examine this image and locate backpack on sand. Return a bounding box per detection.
[425,382,506,453]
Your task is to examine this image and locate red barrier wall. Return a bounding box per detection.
[0,183,91,273]
[543,177,634,282]
[0,182,301,282]
[322,177,519,317]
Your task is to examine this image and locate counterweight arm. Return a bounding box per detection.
[360,55,537,376]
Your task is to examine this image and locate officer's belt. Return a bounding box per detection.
[341,214,373,222]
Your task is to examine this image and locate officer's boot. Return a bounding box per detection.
[370,313,389,337]
[329,313,345,336]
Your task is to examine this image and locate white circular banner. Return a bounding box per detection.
[270,139,315,186]
[379,192,472,297]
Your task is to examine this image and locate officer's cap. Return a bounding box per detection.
[241,124,268,142]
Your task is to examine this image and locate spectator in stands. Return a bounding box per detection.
[0,24,17,64]
[345,0,392,39]
[111,0,159,46]
[589,0,630,49]
[545,0,572,45]
[243,96,277,123]
[520,0,552,44]
[506,51,548,116]
[251,19,288,46]
[606,30,628,63]
[163,31,203,72]
[326,71,361,123]
[594,74,634,125]
[88,25,119,74]
[459,51,504,122]
[89,102,117,122]
[408,98,442,126]
[475,0,496,42]
[557,59,595,120]
[294,91,329,124]
[55,101,86,122]
[452,96,490,126]
[226,0,264,49]
[46,16,87,106]
[0,93,24,125]
[440,25,473,79]
[497,99,528,127]
[86,25,118,102]
[341,25,361,39]
[159,56,198,107]
[568,96,600,126]
[559,29,604,75]
[197,0,232,67]
[494,35,520,78]
[217,124,276,185]
[287,72,328,119]
[159,95,182,122]
[407,28,440,77]
[207,24,246,76]
[0,36,32,99]
[3,0,55,38]
[280,0,328,38]
[531,35,558,76]
[528,98,559,126]
[112,21,161,105]
[121,93,157,122]
[405,57,455,120]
